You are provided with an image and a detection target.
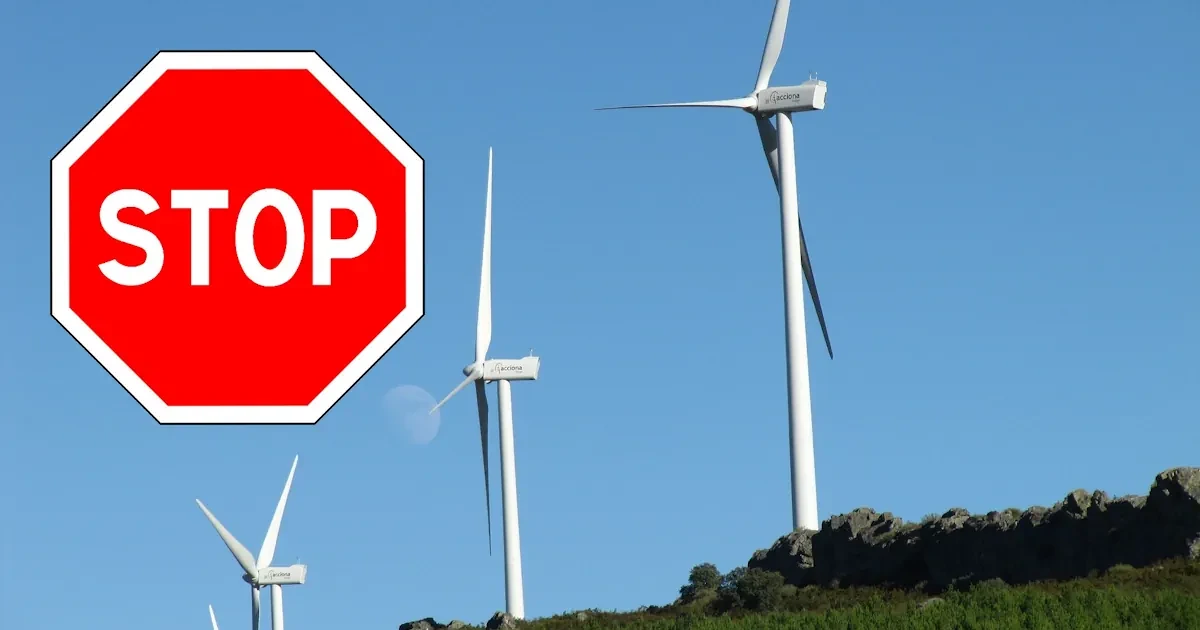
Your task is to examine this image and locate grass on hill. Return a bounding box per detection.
[510,558,1200,630]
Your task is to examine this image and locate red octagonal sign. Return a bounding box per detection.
[51,51,424,425]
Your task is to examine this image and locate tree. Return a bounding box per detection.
[714,567,746,612]
[679,563,723,603]
[719,567,747,596]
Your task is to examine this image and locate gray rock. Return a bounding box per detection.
[446,622,468,630]
[1019,506,1049,527]
[747,467,1200,593]
[485,612,517,630]
[1144,467,1200,561]
[748,528,815,585]
[400,619,442,630]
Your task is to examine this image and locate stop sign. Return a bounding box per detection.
[50,51,424,425]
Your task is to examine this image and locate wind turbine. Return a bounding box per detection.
[209,605,221,630]
[597,0,831,532]
[196,455,307,630]
[430,148,540,619]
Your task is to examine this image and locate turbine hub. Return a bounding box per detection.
[242,573,254,585]
[462,362,481,377]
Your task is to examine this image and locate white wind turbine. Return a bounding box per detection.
[430,148,540,619]
[196,455,307,630]
[597,0,831,532]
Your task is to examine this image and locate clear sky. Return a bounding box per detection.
[2,1,1198,629]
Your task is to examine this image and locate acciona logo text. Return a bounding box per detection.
[768,90,804,105]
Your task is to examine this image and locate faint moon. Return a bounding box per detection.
[383,385,441,445]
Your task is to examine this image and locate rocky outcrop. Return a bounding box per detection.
[397,611,521,630]
[748,467,1200,592]
[399,618,469,630]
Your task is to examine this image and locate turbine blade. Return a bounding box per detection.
[271,584,284,630]
[430,372,477,414]
[251,586,261,630]
[209,605,220,630]
[475,379,493,555]
[754,0,792,92]
[756,116,782,191]
[195,499,259,579]
[596,97,756,111]
[476,148,493,365]
[798,218,833,359]
[757,117,833,359]
[257,455,298,569]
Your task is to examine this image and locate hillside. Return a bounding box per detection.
[401,467,1200,630]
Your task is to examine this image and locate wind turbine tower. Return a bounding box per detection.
[431,148,540,619]
[598,0,832,532]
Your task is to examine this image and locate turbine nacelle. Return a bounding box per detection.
[239,565,308,586]
[257,564,308,586]
[485,357,540,381]
[753,80,827,115]
[462,358,542,382]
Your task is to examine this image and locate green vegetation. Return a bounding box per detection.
[515,558,1200,630]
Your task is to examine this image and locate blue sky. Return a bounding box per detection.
[2,0,1198,628]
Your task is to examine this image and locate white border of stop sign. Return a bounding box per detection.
[50,50,425,425]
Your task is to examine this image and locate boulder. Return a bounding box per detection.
[485,612,518,630]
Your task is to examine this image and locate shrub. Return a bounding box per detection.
[734,568,787,612]
[711,566,787,612]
